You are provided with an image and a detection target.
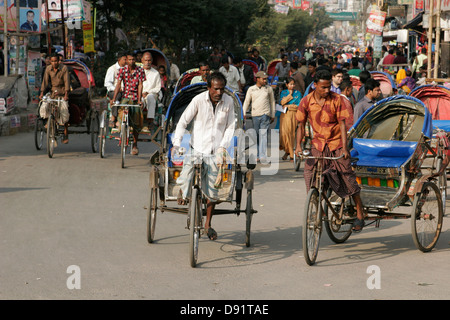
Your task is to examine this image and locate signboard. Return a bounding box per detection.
[41,0,84,24]
[82,22,94,53]
[0,0,18,31]
[388,5,406,17]
[415,0,425,14]
[326,12,358,21]
[366,8,387,35]
[373,35,383,59]
[425,0,450,13]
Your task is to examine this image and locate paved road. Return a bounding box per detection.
[1,131,450,301]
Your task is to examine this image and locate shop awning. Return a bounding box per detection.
[404,11,424,29]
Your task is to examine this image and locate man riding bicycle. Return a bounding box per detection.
[295,70,365,232]
[171,72,236,240]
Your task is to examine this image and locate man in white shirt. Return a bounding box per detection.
[243,71,275,163]
[219,56,241,93]
[172,72,235,240]
[104,52,126,127]
[141,51,162,131]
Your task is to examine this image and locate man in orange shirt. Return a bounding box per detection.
[295,70,365,232]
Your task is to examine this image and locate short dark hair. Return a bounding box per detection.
[207,72,227,87]
[314,70,332,83]
[359,70,371,84]
[198,61,209,68]
[331,68,343,77]
[290,62,298,70]
[233,56,242,64]
[365,78,380,94]
[308,60,317,67]
[339,79,352,91]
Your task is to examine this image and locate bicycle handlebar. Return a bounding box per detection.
[302,154,345,161]
[112,103,142,108]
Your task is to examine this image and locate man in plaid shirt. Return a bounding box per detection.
[110,52,146,155]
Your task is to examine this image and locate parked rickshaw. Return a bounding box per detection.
[35,59,100,158]
[146,83,257,267]
[409,85,450,121]
[370,71,397,98]
[302,95,446,265]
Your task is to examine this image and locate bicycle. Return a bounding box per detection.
[301,150,357,266]
[42,96,65,159]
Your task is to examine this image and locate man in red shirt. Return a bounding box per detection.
[382,48,396,65]
[110,52,146,155]
[296,70,365,232]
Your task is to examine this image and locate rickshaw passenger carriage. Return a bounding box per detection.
[146,83,257,268]
[302,95,446,266]
[34,59,101,158]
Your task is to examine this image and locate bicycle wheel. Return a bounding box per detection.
[47,114,56,158]
[411,181,443,252]
[303,188,321,265]
[436,157,447,215]
[90,112,100,153]
[189,187,202,268]
[34,118,46,150]
[245,189,253,247]
[147,187,158,243]
[99,111,107,158]
[324,188,353,243]
[120,122,127,168]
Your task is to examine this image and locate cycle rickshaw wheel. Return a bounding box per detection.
[120,122,127,168]
[245,189,253,247]
[436,157,447,215]
[99,111,107,158]
[47,114,56,158]
[324,189,353,244]
[90,112,100,153]
[147,187,158,243]
[189,187,202,268]
[411,181,443,252]
[303,188,321,265]
[34,118,46,150]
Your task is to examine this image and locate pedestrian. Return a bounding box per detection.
[208,47,222,71]
[219,56,241,93]
[304,59,317,88]
[353,78,381,122]
[383,48,396,65]
[356,70,371,102]
[289,62,306,95]
[295,70,365,232]
[397,69,416,93]
[347,58,361,76]
[330,68,344,94]
[250,48,265,70]
[279,77,302,161]
[339,79,354,130]
[110,51,146,156]
[243,71,276,163]
[412,48,427,77]
[233,56,255,96]
[273,54,291,83]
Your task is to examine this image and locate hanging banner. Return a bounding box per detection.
[41,0,84,25]
[82,21,94,53]
[0,0,18,31]
[366,8,386,36]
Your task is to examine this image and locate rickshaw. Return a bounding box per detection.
[146,83,257,268]
[267,59,281,84]
[349,75,362,91]
[242,59,258,76]
[302,95,446,265]
[173,68,200,94]
[370,71,397,98]
[34,59,101,158]
[98,50,172,167]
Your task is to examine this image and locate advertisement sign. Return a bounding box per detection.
[41,0,84,24]
[82,22,94,53]
[366,8,386,36]
[0,0,18,31]
[425,0,450,12]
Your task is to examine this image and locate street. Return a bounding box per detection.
[1,130,450,301]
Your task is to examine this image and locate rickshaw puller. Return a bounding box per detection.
[296,70,365,232]
[172,72,236,240]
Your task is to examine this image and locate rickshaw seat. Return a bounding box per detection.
[351,138,417,168]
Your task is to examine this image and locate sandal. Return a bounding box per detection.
[282,153,288,161]
[206,228,218,241]
[131,147,139,155]
[352,218,365,233]
[62,135,69,144]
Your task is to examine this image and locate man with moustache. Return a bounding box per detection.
[172,72,236,241]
